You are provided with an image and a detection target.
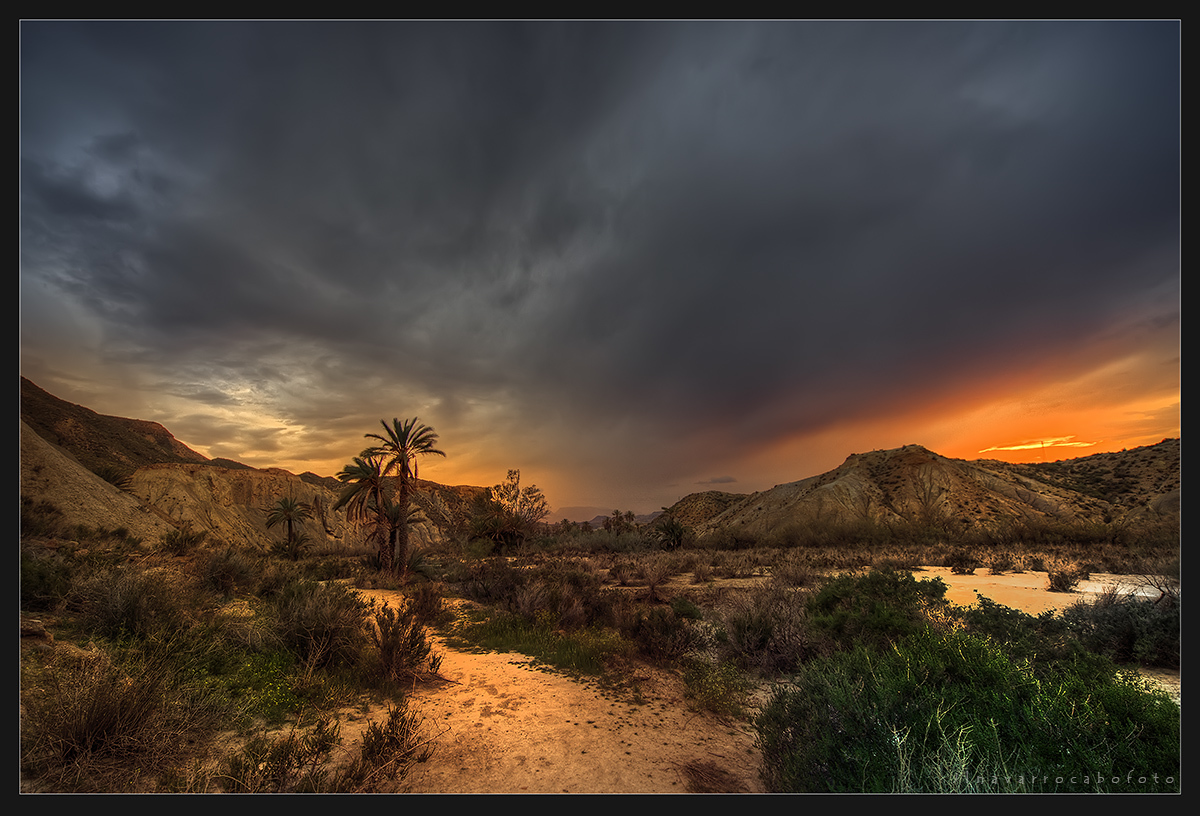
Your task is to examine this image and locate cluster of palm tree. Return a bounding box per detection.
[333,418,445,576]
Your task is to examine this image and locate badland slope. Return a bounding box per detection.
[19,378,487,551]
[666,441,1180,539]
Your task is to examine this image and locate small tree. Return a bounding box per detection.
[469,470,549,550]
[654,516,692,550]
[264,497,314,561]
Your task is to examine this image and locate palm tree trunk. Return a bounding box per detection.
[374,482,392,574]
[395,476,411,578]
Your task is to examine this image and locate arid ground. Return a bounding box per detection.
[339,570,1178,794]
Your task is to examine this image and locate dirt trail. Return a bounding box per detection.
[341,570,1179,793]
[353,589,764,793]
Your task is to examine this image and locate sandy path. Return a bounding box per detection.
[339,570,1178,793]
[355,589,764,794]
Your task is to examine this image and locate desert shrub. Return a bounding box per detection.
[21,646,229,792]
[68,567,195,640]
[298,556,357,582]
[1047,562,1087,592]
[805,568,949,653]
[330,703,434,792]
[216,717,342,793]
[459,559,615,632]
[197,546,260,597]
[1061,591,1180,669]
[269,579,369,668]
[606,560,639,586]
[159,524,206,556]
[755,628,1180,793]
[93,464,134,491]
[21,545,75,611]
[987,551,1017,574]
[711,552,758,579]
[698,528,760,551]
[623,606,699,662]
[459,559,527,606]
[406,581,448,626]
[956,594,1072,667]
[638,558,675,602]
[770,552,822,587]
[255,559,305,599]
[682,658,751,717]
[670,596,703,620]
[944,548,979,575]
[718,585,816,673]
[1023,554,1048,573]
[368,600,442,685]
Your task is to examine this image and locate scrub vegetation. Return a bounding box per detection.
[20,430,1179,793]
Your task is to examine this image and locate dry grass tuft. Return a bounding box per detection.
[679,759,750,793]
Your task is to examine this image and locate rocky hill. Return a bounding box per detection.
[20,377,211,477]
[19,378,487,552]
[666,441,1180,539]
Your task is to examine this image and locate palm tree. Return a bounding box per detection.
[365,418,445,577]
[264,496,314,561]
[333,453,391,572]
[382,499,426,574]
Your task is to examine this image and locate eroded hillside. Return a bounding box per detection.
[668,441,1180,539]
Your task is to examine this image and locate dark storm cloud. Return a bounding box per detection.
[21,21,1179,490]
[696,476,738,486]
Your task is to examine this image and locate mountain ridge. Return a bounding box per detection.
[664,441,1179,537]
[19,377,1179,547]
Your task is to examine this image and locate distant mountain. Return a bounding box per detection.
[19,376,210,477]
[664,441,1180,538]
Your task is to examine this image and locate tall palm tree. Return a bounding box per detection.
[332,453,391,572]
[264,496,314,561]
[365,418,445,576]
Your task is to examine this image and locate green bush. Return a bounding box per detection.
[956,594,1071,668]
[806,567,949,652]
[755,629,1179,793]
[683,659,751,717]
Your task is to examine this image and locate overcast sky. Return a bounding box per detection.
[20,21,1179,518]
